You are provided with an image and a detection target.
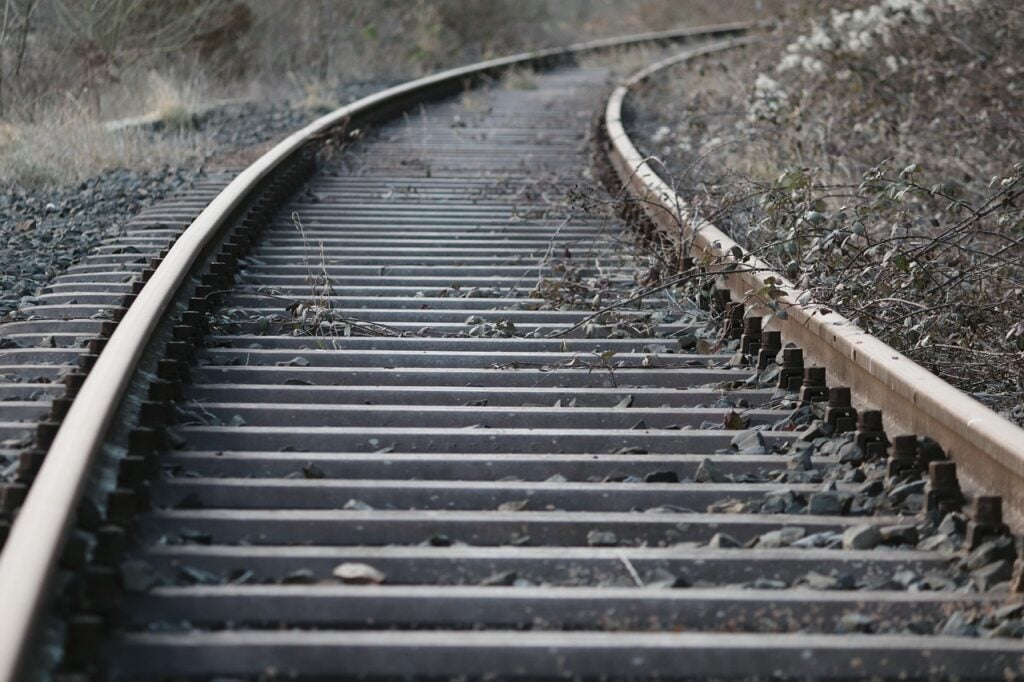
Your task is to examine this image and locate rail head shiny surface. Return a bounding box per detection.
[603,40,1024,522]
[0,21,758,681]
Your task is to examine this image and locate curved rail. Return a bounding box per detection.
[603,42,1024,522]
[0,22,756,681]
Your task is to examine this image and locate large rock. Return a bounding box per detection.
[842,524,881,550]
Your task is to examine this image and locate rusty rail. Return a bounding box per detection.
[603,40,1024,524]
[0,22,756,681]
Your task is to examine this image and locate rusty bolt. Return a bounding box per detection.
[148,378,180,402]
[855,409,889,454]
[757,331,782,370]
[187,296,209,313]
[925,461,963,514]
[781,348,801,365]
[740,316,762,356]
[201,271,227,288]
[62,371,87,397]
[887,434,921,482]
[106,488,140,526]
[64,614,104,666]
[181,309,206,329]
[117,455,154,488]
[173,324,199,343]
[157,358,189,383]
[80,566,118,613]
[165,340,194,363]
[48,396,73,421]
[777,347,804,391]
[825,387,857,434]
[94,525,128,566]
[16,450,46,483]
[966,496,1010,549]
[857,410,883,431]
[209,259,234,276]
[139,400,174,427]
[865,442,888,460]
[0,483,28,512]
[35,420,60,449]
[800,367,829,404]
[802,366,826,387]
[829,387,851,407]
[128,427,164,454]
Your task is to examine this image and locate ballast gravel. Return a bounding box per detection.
[1,81,395,317]
[1,168,194,317]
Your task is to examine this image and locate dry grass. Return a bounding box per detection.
[0,65,214,188]
[459,90,492,114]
[142,71,205,130]
[0,110,207,187]
[502,67,539,91]
[0,0,780,188]
[578,44,674,77]
[284,72,343,113]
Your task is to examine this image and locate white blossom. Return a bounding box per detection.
[650,126,671,144]
[778,53,802,72]
[749,73,790,123]
[775,0,944,75]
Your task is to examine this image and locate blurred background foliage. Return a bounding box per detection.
[0,0,780,122]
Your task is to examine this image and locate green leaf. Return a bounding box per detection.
[723,410,746,430]
[777,169,810,191]
[803,211,825,225]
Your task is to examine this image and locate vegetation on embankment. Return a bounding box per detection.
[626,0,1024,421]
[0,0,774,187]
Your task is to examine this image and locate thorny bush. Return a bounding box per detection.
[626,0,1024,422]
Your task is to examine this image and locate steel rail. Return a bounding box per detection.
[0,22,756,681]
[604,41,1024,521]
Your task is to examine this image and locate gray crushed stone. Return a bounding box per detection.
[1,82,396,317]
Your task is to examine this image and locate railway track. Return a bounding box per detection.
[2,22,1024,680]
